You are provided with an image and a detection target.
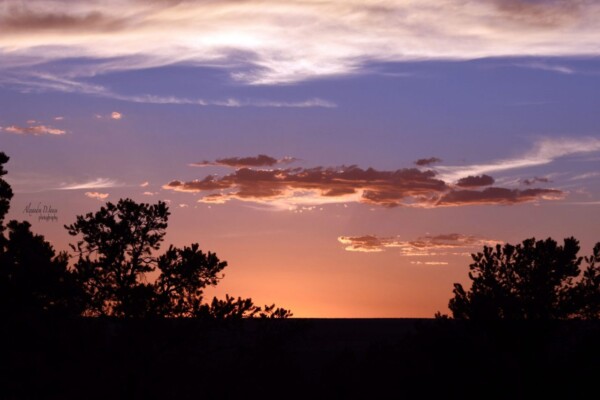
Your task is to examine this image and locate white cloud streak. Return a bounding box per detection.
[570,171,600,181]
[58,178,120,190]
[435,137,600,182]
[1,1,600,85]
[515,62,574,75]
[1,73,336,107]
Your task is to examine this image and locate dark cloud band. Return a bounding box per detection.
[164,159,563,208]
[191,155,296,168]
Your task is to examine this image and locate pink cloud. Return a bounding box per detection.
[85,191,109,200]
[3,124,65,136]
[165,166,449,208]
[164,163,562,209]
[338,233,502,256]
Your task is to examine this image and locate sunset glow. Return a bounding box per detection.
[2,0,599,317]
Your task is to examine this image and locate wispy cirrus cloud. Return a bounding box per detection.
[515,61,575,75]
[105,90,336,108]
[338,233,501,255]
[1,73,336,108]
[1,124,65,136]
[3,173,117,193]
[435,137,600,182]
[522,176,550,186]
[1,1,600,85]
[570,171,600,181]
[58,178,120,190]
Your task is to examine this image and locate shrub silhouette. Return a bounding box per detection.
[198,294,293,319]
[448,237,600,319]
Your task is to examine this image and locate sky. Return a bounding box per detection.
[1,0,600,317]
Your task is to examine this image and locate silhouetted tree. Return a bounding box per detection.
[65,199,170,316]
[448,237,600,319]
[0,152,14,249]
[576,243,600,319]
[0,152,81,316]
[66,198,292,318]
[153,243,227,317]
[0,221,82,315]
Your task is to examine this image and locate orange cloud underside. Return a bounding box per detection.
[164,164,563,209]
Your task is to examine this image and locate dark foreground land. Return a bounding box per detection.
[2,317,599,399]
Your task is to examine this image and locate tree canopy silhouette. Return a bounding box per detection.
[0,153,82,316]
[65,199,171,316]
[448,237,600,319]
[66,197,291,318]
